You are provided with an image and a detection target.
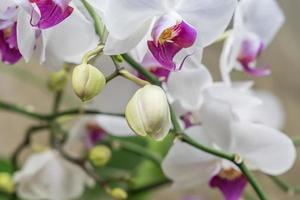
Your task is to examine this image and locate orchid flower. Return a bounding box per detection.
[88,0,237,71]
[220,0,284,83]
[162,84,296,200]
[0,0,98,67]
[14,150,94,200]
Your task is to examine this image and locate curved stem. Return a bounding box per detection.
[269,175,300,195]
[82,44,104,64]
[81,0,104,42]
[119,69,150,86]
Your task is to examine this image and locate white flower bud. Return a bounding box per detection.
[125,85,171,141]
[72,64,106,102]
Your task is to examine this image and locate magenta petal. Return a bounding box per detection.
[210,175,248,200]
[30,0,73,29]
[240,61,271,77]
[172,21,197,48]
[53,0,72,10]
[148,40,181,70]
[0,23,22,64]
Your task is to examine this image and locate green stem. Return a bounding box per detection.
[119,69,150,86]
[0,100,49,120]
[82,44,104,64]
[293,137,300,146]
[269,176,300,194]
[81,0,104,42]
[52,91,63,114]
[125,55,268,200]
[129,179,170,195]
[121,54,161,86]
[11,125,50,170]
[49,108,124,119]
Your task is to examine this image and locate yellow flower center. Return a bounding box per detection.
[218,168,242,181]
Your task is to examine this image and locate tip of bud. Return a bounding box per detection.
[72,64,106,102]
[89,145,112,167]
[125,85,171,141]
[110,188,128,200]
[0,173,14,194]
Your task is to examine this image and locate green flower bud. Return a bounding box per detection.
[48,69,68,91]
[0,173,14,194]
[125,85,171,141]
[110,188,128,200]
[89,145,111,167]
[72,64,106,102]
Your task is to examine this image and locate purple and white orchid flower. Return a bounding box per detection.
[162,84,296,200]
[88,0,237,71]
[220,0,284,83]
[0,0,98,67]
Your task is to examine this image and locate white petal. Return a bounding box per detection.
[104,18,152,55]
[45,8,98,65]
[167,64,212,111]
[238,0,284,45]
[95,115,134,137]
[200,98,234,151]
[248,90,285,129]
[162,126,218,189]
[102,0,164,39]
[231,122,296,175]
[177,0,237,47]
[16,9,36,62]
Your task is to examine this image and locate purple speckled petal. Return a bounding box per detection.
[0,23,22,64]
[30,0,73,29]
[148,40,181,70]
[210,174,247,200]
[148,20,197,71]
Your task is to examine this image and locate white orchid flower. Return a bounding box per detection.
[220,0,284,83]
[162,85,296,199]
[0,0,98,67]
[88,0,237,71]
[14,150,94,200]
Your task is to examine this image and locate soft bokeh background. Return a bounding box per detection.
[0,0,299,199]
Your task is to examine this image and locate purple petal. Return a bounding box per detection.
[240,61,271,77]
[0,23,22,64]
[138,66,171,82]
[148,40,181,70]
[148,20,197,71]
[210,174,247,200]
[84,122,106,148]
[53,0,72,10]
[30,0,73,29]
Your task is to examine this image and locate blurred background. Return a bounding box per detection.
[0,0,299,199]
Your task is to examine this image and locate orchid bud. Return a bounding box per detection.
[48,69,68,91]
[89,145,111,167]
[125,85,171,141]
[110,188,128,200]
[72,64,106,102]
[0,173,14,194]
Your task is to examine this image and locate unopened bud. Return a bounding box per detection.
[110,188,128,200]
[0,173,14,194]
[72,64,106,102]
[48,69,68,91]
[89,145,111,167]
[125,85,171,141]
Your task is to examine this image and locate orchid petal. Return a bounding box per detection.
[16,9,36,62]
[167,65,212,111]
[162,126,219,189]
[94,115,134,137]
[231,122,296,175]
[238,0,284,45]
[177,0,237,47]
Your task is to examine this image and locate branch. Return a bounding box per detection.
[269,176,300,195]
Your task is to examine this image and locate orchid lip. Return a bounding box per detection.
[148,19,197,71]
[29,0,74,29]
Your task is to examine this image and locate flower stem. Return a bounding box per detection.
[293,137,300,146]
[121,54,161,86]
[119,69,150,86]
[269,175,300,195]
[125,55,269,200]
[82,44,104,64]
[81,0,104,42]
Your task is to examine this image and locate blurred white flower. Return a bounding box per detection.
[0,0,98,68]
[220,0,284,82]
[162,85,296,199]
[89,0,237,70]
[14,150,94,200]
